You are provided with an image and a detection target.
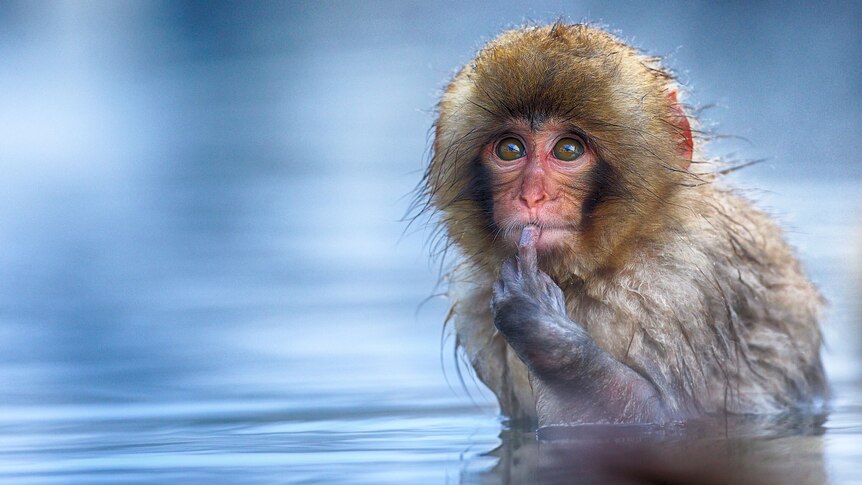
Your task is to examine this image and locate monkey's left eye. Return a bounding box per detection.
[495,137,526,161]
[553,138,585,162]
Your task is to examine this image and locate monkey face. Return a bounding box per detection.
[482,119,596,253]
[427,24,696,273]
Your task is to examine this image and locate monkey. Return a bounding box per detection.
[418,23,827,428]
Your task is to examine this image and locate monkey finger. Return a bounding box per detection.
[518,225,539,275]
[544,274,567,313]
[538,270,555,291]
[493,276,509,295]
[491,279,505,308]
[501,257,520,282]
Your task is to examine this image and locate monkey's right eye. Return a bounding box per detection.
[495,138,526,161]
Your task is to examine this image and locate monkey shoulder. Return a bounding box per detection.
[674,187,826,407]
[693,187,823,321]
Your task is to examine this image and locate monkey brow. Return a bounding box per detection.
[491,117,592,140]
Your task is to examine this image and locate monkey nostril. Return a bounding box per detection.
[520,192,548,208]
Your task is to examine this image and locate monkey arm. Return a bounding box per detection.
[491,229,671,427]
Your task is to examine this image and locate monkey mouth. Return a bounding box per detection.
[508,222,574,250]
[534,227,573,247]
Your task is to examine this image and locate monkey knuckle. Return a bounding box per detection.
[540,299,566,320]
[501,259,519,278]
[491,280,506,298]
[520,275,541,293]
[500,274,519,289]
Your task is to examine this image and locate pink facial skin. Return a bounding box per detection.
[482,121,596,252]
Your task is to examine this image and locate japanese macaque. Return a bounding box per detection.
[420,23,827,428]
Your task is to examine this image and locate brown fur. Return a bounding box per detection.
[419,23,827,420]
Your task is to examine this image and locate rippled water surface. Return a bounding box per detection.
[0,2,860,484]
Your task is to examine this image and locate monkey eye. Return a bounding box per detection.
[495,137,526,161]
[552,137,585,162]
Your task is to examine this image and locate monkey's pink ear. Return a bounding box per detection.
[667,91,693,168]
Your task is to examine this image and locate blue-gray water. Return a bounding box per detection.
[0,2,860,483]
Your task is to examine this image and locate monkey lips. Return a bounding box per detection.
[509,223,573,254]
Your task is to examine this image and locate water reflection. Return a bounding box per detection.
[471,415,829,484]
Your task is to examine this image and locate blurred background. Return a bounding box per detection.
[0,1,859,483]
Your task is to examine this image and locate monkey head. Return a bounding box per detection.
[425,23,696,279]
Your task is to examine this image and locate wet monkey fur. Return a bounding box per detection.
[418,23,826,427]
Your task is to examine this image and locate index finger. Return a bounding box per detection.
[518,225,539,274]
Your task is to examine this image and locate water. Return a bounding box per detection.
[0,2,860,484]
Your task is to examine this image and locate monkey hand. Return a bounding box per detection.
[492,228,671,425]
[491,226,583,379]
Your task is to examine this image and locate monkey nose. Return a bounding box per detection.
[519,191,548,209]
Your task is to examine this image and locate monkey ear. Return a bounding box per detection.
[667,91,693,168]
